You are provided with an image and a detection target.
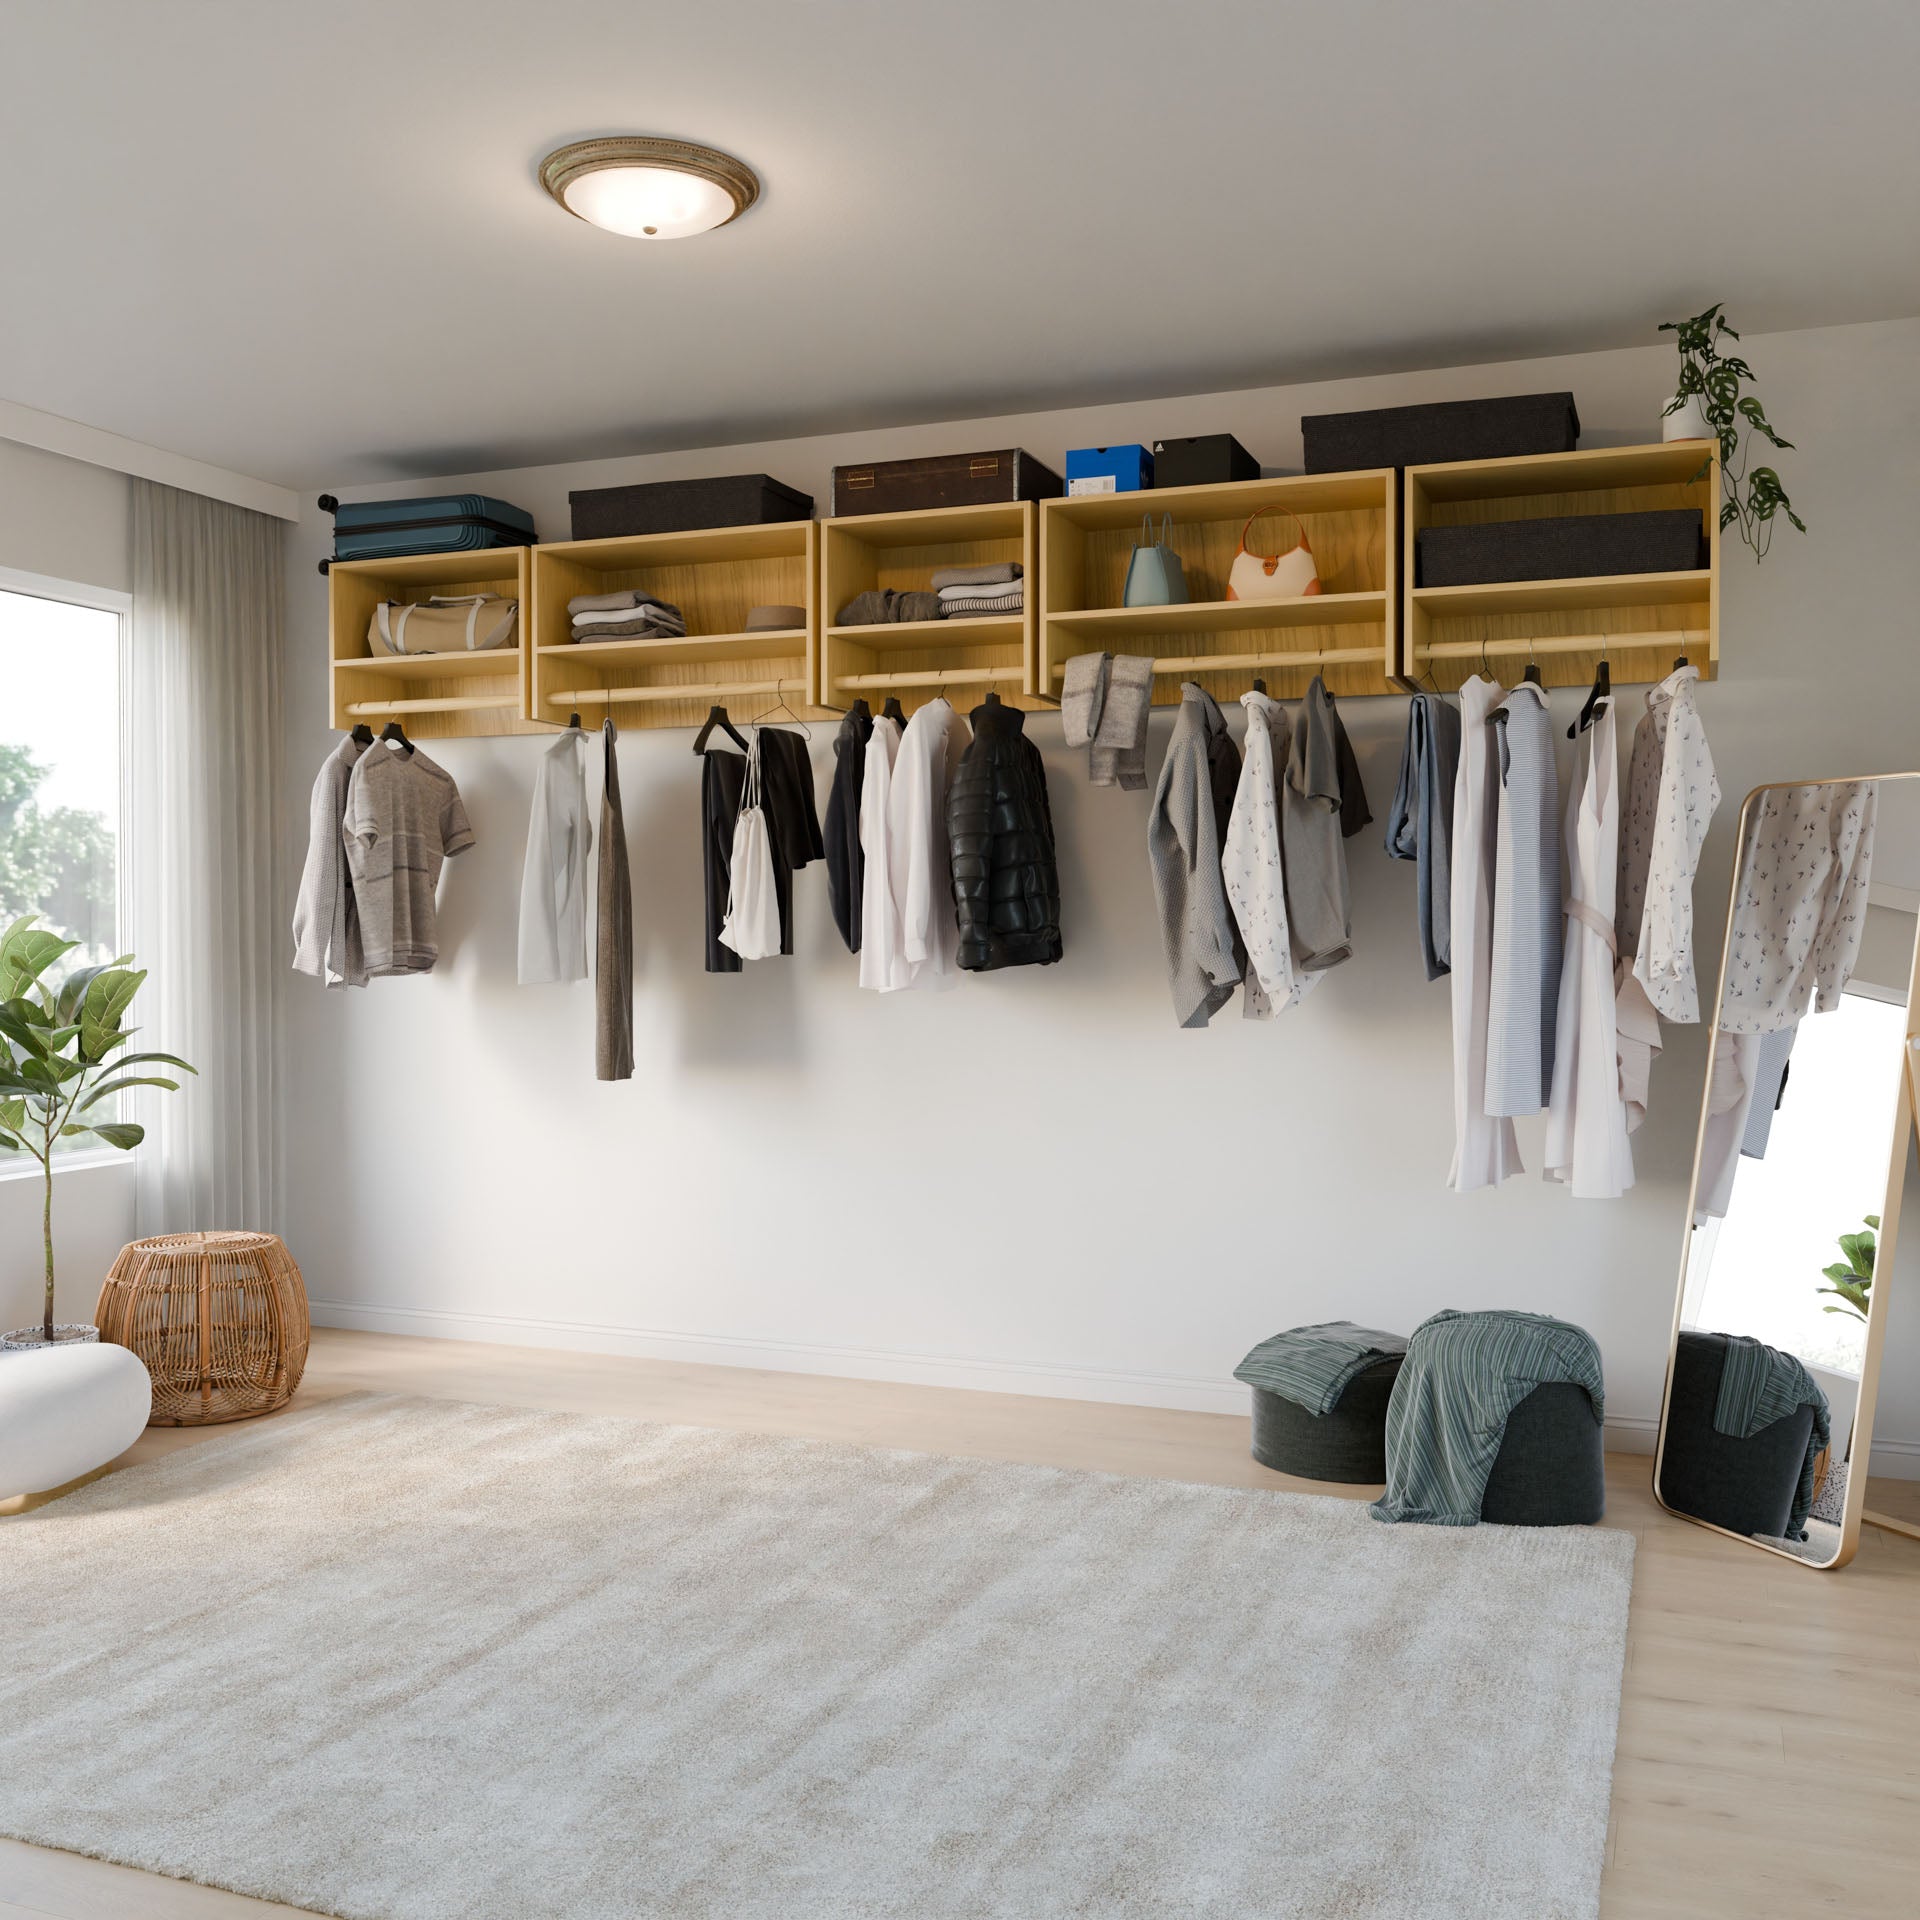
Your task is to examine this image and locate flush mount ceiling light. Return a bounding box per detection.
[539,136,759,240]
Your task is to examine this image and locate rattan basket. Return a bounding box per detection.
[95,1231,310,1426]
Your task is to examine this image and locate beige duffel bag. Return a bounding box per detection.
[369,593,518,656]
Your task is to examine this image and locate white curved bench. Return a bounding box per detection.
[0,1342,151,1500]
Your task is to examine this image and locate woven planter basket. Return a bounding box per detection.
[95,1231,310,1426]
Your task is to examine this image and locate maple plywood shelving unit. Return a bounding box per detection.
[529,522,819,731]
[1038,471,1399,708]
[1403,442,1720,692]
[820,502,1039,718]
[329,547,537,739]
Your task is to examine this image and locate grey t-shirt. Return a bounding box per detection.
[342,744,475,976]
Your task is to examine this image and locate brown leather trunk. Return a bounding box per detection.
[831,448,1063,517]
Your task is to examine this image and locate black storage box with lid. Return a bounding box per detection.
[831,448,1061,517]
[1150,433,1261,488]
[1416,509,1706,587]
[568,473,813,542]
[1302,393,1580,473]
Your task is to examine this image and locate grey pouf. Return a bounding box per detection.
[1478,1382,1608,1526]
[1658,1329,1814,1539]
[1250,1355,1404,1483]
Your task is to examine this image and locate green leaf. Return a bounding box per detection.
[1720,499,1740,530]
[55,959,132,1025]
[0,1004,52,1060]
[82,1122,144,1151]
[1863,1215,1879,1230]
[1817,1281,1871,1317]
[107,1050,195,1074]
[78,968,146,1063]
[0,1133,21,1152]
[1822,1262,1855,1284]
[1838,1230,1875,1278]
[79,1075,179,1110]
[0,921,78,999]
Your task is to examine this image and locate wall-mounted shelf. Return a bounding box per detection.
[329,547,536,739]
[1039,471,1399,707]
[820,502,1038,718]
[529,522,819,730]
[1403,442,1719,691]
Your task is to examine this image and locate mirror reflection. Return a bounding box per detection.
[1659,777,1919,1566]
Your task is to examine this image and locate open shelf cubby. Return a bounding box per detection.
[820,502,1038,719]
[1403,442,1720,692]
[329,547,537,739]
[1038,471,1399,708]
[529,522,819,731]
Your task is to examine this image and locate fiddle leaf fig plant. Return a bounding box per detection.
[1660,301,1806,560]
[1817,1212,1878,1324]
[0,914,195,1346]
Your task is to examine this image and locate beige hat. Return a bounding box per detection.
[744,604,805,632]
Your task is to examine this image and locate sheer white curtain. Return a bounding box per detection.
[127,479,286,1233]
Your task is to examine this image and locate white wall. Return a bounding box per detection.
[0,437,137,1332]
[281,319,1920,1457]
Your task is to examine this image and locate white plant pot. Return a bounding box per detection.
[0,1323,99,1352]
[1662,392,1713,441]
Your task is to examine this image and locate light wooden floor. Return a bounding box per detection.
[3,1327,1916,1919]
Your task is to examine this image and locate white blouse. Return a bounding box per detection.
[1222,692,1305,1019]
[516,728,592,986]
[857,717,904,991]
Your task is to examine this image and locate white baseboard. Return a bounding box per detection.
[307,1300,1252,1416]
[1602,1417,1658,1456]
[1866,1436,1920,1482]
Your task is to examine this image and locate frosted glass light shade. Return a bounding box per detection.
[540,137,759,240]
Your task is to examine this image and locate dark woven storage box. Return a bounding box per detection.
[830,448,1061,517]
[1150,433,1261,488]
[1302,392,1579,473]
[1658,1330,1815,1540]
[1479,1382,1607,1526]
[1249,1354,1403,1483]
[1416,509,1705,587]
[569,473,812,541]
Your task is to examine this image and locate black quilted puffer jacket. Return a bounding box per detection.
[945,697,1063,971]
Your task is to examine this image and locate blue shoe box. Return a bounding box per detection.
[1064,444,1155,496]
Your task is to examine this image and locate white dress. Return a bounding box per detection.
[516,728,592,986]
[888,698,965,992]
[1221,691,1310,1019]
[1544,701,1634,1198]
[1447,676,1524,1191]
[857,717,903,991]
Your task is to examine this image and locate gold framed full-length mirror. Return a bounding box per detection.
[1654,774,1920,1569]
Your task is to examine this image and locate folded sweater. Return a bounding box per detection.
[930,561,1023,591]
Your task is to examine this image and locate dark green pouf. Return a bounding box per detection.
[1250,1355,1404,1483]
[1657,1329,1814,1539]
[1479,1382,1608,1526]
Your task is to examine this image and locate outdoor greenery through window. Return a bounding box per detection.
[0,582,122,1148]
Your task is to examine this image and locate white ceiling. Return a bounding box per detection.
[4,0,1915,488]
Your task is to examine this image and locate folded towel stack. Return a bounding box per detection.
[931,560,1023,621]
[567,587,687,643]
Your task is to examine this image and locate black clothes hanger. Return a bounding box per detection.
[1673,652,1690,670]
[350,723,375,746]
[881,695,907,726]
[1252,677,1267,694]
[850,697,871,722]
[691,705,749,755]
[1522,661,1543,685]
[379,720,413,755]
[1569,658,1611,738]
[983,689,1002,707]
[567,711,583,731]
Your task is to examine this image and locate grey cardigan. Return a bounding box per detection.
[1147,684,1244,1028]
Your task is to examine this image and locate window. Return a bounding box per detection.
[0,569,126,978]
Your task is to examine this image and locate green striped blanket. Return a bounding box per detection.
[1371,1309,1604,1527]
[1712,1334,1831,1540]
[1233,1323,1409,1415]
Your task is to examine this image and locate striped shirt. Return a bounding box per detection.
[1712,1334,1831,1539]
[1234,1323,1408,1415]
[1372,1310,1604,1526]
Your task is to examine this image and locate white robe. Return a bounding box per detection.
[1544,702,1634,1198]
[857,717,904,991]
[1221,691,1313,1018]
[1448,675,1524,1191]
[887,699,965,992]
[516,728,592,986]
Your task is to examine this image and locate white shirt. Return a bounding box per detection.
[887,699,965,992]
[517,729,592,986]
[1222,691,1308,1018]
[857,717,904,991]
[1628,666,1719,1023]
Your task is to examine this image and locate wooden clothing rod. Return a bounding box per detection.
[343,693,520,716]
[546,678,799,707]
[1419,628,1708,661]
[1048,643,1384,679]
[833,666,1020,693]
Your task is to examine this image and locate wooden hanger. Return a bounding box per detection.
[691,705,749,755]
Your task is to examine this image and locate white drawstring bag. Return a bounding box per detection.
[718,732,781,960]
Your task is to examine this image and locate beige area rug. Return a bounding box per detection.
[0,1394,1634,1919]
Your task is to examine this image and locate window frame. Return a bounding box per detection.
[0,563,134,1178]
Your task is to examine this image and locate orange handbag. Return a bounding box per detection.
[1226,505,1322,601]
